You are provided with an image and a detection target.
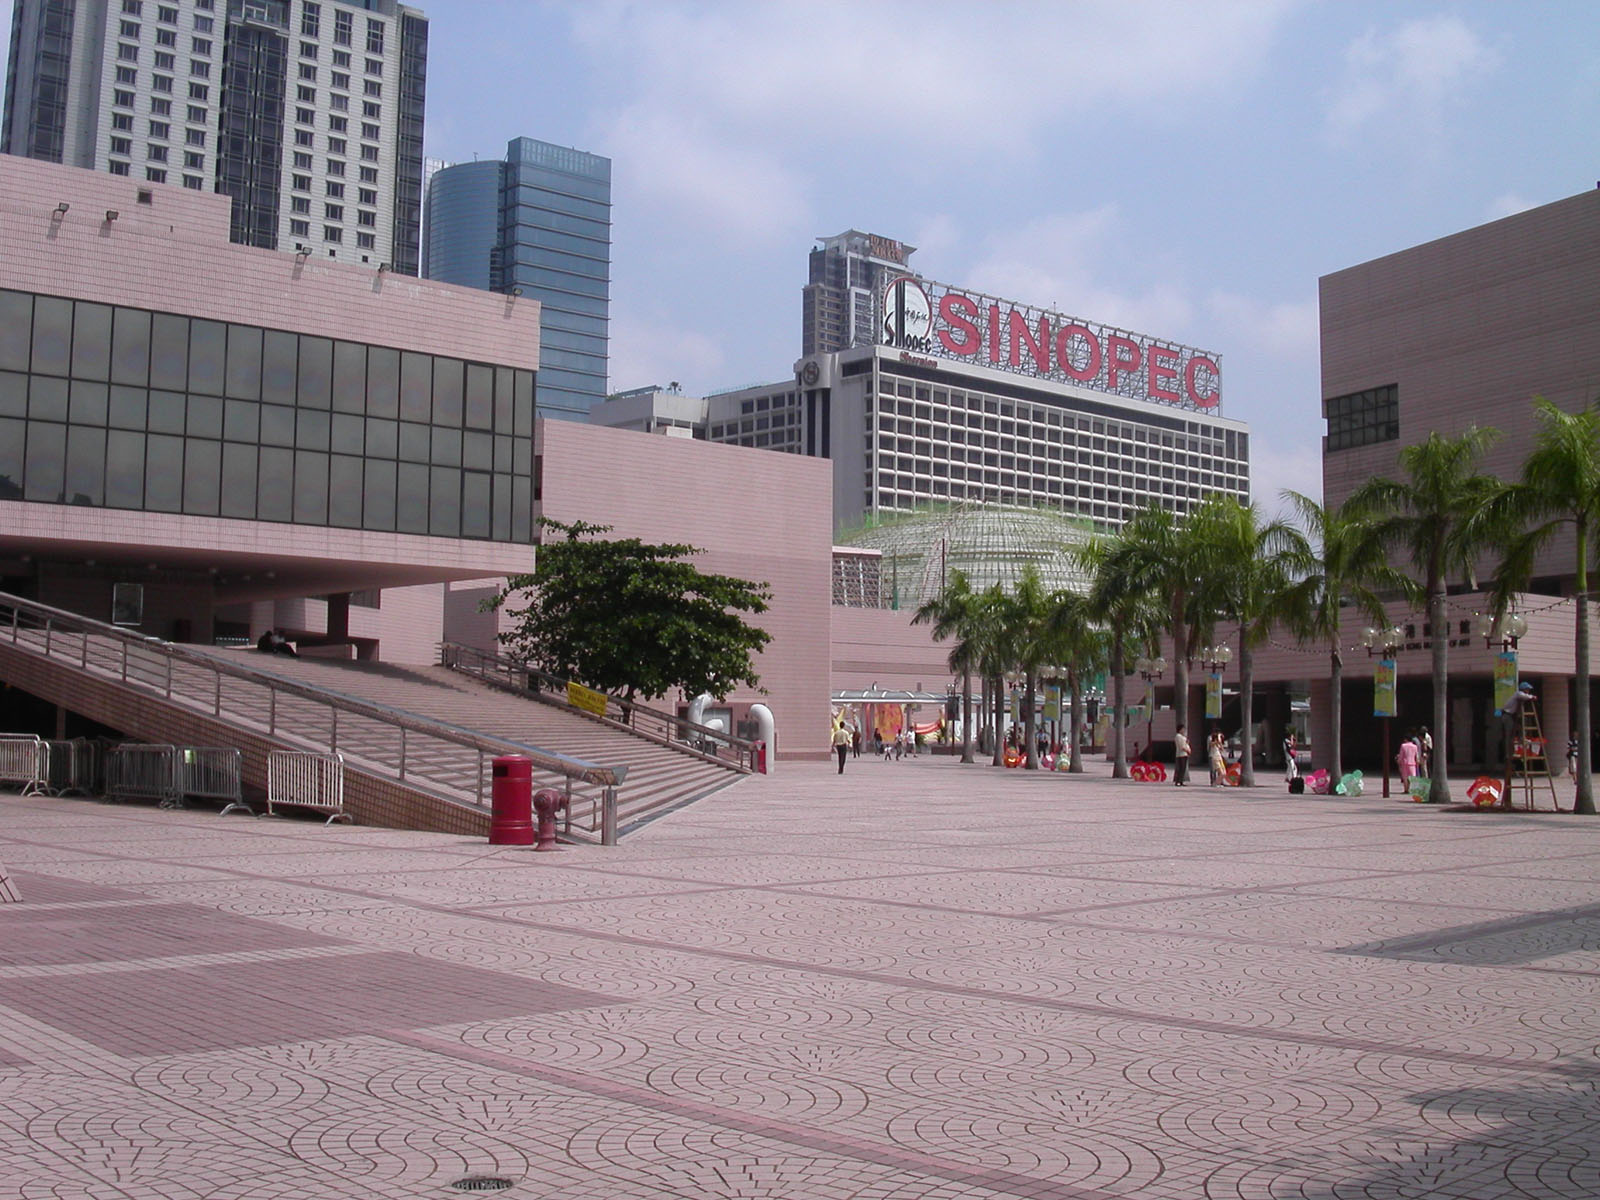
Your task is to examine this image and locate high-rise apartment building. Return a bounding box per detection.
[802,230,917,356]
[424,137,611,421]
[2,0,428,274]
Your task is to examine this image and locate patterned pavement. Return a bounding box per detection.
[1,756,1597,1199]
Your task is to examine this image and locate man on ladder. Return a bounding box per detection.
[1500,680,1559,812]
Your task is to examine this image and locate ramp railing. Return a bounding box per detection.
[0,591,624,843]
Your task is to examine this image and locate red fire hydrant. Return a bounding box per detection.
[532,787,568,851]
[489,755,533,845]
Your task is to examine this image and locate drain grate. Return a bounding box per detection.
[449,1178,515,1193]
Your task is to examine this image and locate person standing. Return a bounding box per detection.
[1173,725,1191,787]
[1284,732,1299,785]
[1208,728,1226,787]
[1419,726,1433,777]
[832,723,852,774]
[1397,733,1419,790]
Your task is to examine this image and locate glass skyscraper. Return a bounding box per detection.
[423,137,611,421]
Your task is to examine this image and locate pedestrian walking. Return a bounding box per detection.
[1397,733,1419,789]
[832,723,852,774]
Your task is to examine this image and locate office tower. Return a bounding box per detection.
[424,137,611,421]
[802,230,917,356]
[2,0,428,274]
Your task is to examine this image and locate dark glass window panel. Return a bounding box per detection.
[220,442,257,518]
[0,293,32,371]
[262,330,298,404]
[261,404,296,446]
[109,386,147,429]
[105,430,145,508]
[29,376,68,421]
[465,364,493,429]
[225,324,263,399]
[110,307,152,386]
[398,421,429,461]
[145,434,184,511]
[431,426,461,466]
[65,426,107,505]
[0,372,26,418]
[395,461,428,532]
[293,449,328,523]
[149,313,189,389]
[184,438,221,515]
[70,380,109,425]
[513,436,532,474]
[461,471,490,538]
[24,422,66,501]
[257,446,294,522]
[428,465,460,536]
[188,319,226,395]
[513,370,534,435]
[363,458,396,531]
[224,398,260,442]
[463,430,492,471]
[493,435,511,473]
[148,390,186,434]
[71,303,113,381]
[0,418,23,497]
[492,473,511,541]
[494,366,513,432]
[330,412,362,453]
[332,341,365,412]
[297,408,331,450]
[297,336,332,408]
[329,454,362,526]
[366,346,398,417]
[365,417,397,458]
[432,357,462,426]
[512,475,531,542]
[188,394,223,439]
[399,350,430,420]
[31,296,73,376]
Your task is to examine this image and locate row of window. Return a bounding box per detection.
[1324,384,1399,452]
[303,2,387,54]
[110,68,210,97]
[122,1,212,20]
[296,40,379,74]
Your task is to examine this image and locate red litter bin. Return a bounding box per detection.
[489,755,534,845]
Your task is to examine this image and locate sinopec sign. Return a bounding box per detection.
[881,276,1221,410]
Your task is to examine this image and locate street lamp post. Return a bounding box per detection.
[1134,655,1166,759]
[1199,642,1234,772]
[1362,626,1404,796]
[1476,609,1528,805]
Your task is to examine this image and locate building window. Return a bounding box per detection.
[327,137,346,155]
[154,51,175,70]
[186,104,206,121]
[114,89,136,106]
[297,85,315,102]
[360,121,379,140]
[1324,384,1399,452]
[358,187,376,205]
[157,4,177,22]
[152,74,172,92]
[110,136,132,156]
[188,83,207,100]
[365,57,382,75]
[325,181,344,197]
[109,160,131,176]
[120,19,140,36]
[183,175,203,190]
[365,19,384,54]
[294,129,314,147]
[359,144,378,162]
[298,63,317,81]
[329,115,347,132]
[301,2,320,37]
[300,40,317,58]
[118,42,139,62]
[190,60,209,78]
[194,15,212,32]
[155,27,176,46]
[357,209,375,227]
[296,106,315,125]
[115,67,138,84]
[330,93,349,111]
[331,70,350,91]
[186,128,205,146]
[363,79,381,97]
[148,119,169,138]
[291,196,310,214]
[184,151,203,169]
[192,37,211,55]
[145,167,166,182]
[290,218,310,236]
[362,101,380,118]
[356,232,375,249]
[326,159,345,176]
[324,203,343,220]
[292,174,311,191]
[147,144,168,162]
[150,97,170,115]
[358,166,377,183]
[292,151,312,169]
[122,0,142,11]
[324,225,343,243]
[334,9,352,45]
[112,112,133,131]
[332,49,350,68]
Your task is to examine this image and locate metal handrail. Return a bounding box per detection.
[439,641,757,774]
[0,590,623,842]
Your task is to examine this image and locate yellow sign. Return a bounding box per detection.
[1373,658,1396,719]
[566,681,609,716]
[1493,651,1518,715]
[1205,671,1221,719]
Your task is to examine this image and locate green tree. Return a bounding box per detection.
[1077,533,1163,779]
[1347,427,1505,804]
[999,567,1055,769]
[1490,398,1600,815]
[1045,588,1109,773]
[1278,492,1421,784]
[912,570,982,765]
[489,518,772,703]
[1114,502,1211,742]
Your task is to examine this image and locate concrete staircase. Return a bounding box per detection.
[205,649,748,830]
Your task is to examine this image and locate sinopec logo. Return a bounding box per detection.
[881,276,933,353]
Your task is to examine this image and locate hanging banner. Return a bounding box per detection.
[1493,651,1518,715]
[1373,658,1397,719]
[1205,671,1222,719]
[1043,685,1061,721]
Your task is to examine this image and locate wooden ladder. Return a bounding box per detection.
[1505,695,1561,812]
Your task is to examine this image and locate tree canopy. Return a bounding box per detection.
[489,518,772,703]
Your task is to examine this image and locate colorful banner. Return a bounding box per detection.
[1493,650,1518,715]
[1205,671,1222,719]
[1043,685,1061,721]
[1373,658,1397,719]
[566,681,609,716]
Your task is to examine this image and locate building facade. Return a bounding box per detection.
[3,0,428,273]
[424,137,611,421]
[802,229,916,356]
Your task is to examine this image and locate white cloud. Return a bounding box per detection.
[1248,436,1323,517]
[607,307,728,395]
[1325,16,1497,144]
[1206,291,1319,360]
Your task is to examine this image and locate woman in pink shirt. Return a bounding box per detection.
[1397,734,1420,789]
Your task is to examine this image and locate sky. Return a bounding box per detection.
[5,0,1599,512]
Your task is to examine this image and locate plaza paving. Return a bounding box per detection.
[1,755,1598,1199]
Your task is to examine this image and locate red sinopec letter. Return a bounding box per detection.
[1106,335,1142,389]
[1147,344,1180,402]
[1008,311,1051,372]
[987,304,1004,363]
[937,293,982,356]
[1054,324,1101,383]
[1185,356,1221,407]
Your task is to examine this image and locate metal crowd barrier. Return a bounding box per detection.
[179,747,244,813]
[105,743,181,808]
[44,738,105,797]
[0,734,48,796]
[267,750,349,824]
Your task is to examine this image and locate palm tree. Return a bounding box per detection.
[1347,426,1505,804]
[1045,588,1109,773]
[1278,492,1421,784]
[999,567,1055,769]
[1490,398,1600,815]
[1188,494,1301,787]
[1078,531,1165,778]
[912,570,981,765]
